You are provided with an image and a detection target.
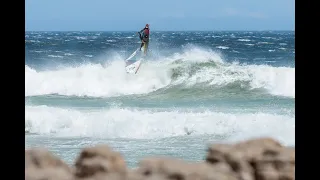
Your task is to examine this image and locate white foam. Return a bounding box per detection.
[25,60,171,97]
[48,55,64,58]
[167,55,295,98]
[238,39,251,42]
[257,42,273,44]
[75,36,87,40]
[216,46,229,50]
[167,46,225,64]
[25,46,295,98]
[25,106,295,146]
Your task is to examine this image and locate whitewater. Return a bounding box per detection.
[26,47,294,98]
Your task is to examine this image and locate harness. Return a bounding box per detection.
[143,29,149,38]
[142,28,149,42]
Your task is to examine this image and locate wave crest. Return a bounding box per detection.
[25,47,295,98]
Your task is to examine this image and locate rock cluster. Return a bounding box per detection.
[25,137,295,180]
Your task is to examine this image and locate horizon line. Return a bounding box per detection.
[25,30,295,32]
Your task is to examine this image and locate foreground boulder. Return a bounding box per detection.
[206,138,295,180]
[74,144,127,180]
[25,137,295,180]
[129,157,237,180]
[25,148,73,180]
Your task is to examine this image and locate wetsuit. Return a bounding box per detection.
[139,27,149,53]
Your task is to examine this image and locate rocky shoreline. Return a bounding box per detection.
[25,137,295,180]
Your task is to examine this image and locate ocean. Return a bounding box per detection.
[25,31,295,167]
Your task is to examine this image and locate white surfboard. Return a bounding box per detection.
[125,47,145,74]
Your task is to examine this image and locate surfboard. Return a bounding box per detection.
[125,45,146,74]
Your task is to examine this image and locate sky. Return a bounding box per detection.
[25,0,295,31]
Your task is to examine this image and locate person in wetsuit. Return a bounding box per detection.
[138,24,150,54]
